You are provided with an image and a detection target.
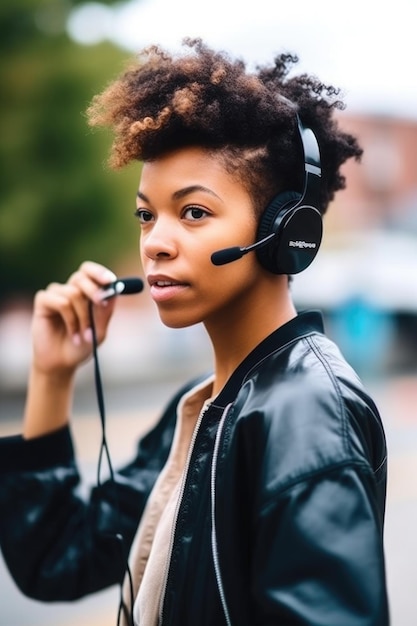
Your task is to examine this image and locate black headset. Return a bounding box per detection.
[256,115,323,274]
[211,114,323,275]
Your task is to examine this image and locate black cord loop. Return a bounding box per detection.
[88,301,135,626]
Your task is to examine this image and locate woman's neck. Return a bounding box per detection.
[206,276,297,397]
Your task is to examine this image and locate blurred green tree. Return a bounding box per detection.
[0,0,142,304]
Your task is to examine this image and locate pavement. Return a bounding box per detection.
[1,369,417,625]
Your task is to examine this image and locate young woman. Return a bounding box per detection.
[0,39,389,625]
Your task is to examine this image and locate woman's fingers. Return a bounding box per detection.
[67,265,119,344]
[68,262,117,304]
[31,262,121,374]
[36,283,86,340]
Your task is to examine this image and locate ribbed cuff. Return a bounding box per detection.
[0,425,74,472]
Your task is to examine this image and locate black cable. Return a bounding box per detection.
[88,301,135,626]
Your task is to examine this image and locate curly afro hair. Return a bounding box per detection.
[87,37,362,216]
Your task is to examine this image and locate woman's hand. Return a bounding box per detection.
[23,261,119,438]
[32,261,118,376]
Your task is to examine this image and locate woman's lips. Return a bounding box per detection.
[148,279,189,302]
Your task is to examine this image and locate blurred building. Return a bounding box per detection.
[330,113,417,234]
[292,111,417,377]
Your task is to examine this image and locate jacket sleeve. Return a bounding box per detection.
[252,464,389,626]
[217,370,389,626]
[0,390,179,602]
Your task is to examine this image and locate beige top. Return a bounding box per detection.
[125,376,214,626]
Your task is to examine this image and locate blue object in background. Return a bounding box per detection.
[330,296,395,379]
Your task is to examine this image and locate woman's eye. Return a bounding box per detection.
[134,208,154,223]
[183,206,208,221]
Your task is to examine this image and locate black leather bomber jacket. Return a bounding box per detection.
[0,312,389,625]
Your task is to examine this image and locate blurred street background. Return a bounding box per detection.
[1,1,417,624]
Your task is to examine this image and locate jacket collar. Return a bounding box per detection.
[212,310,324,409]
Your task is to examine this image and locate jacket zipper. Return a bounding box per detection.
[158,399,212,626]
[211,403,233,626]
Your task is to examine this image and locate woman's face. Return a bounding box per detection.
[136,146,269,330]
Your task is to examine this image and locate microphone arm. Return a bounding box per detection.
[211,233,275,266]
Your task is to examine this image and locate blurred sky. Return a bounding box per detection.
[67,0,417,120]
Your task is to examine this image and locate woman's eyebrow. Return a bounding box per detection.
[136,190,149,202]
[136,185,222,204]
[172,185,221,201]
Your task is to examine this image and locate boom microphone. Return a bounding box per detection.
[100,276,144,300]
[211,233,275,266]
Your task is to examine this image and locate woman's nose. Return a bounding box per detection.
[141,220,178,260]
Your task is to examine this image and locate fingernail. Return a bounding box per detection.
[103,269,117,282]
[83,328,93,343]
[72,333,81,346]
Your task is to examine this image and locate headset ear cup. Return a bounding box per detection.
[257,191,301,242]
[256,191,323,274]
[277,205,323,274]
[256,191,299,273]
